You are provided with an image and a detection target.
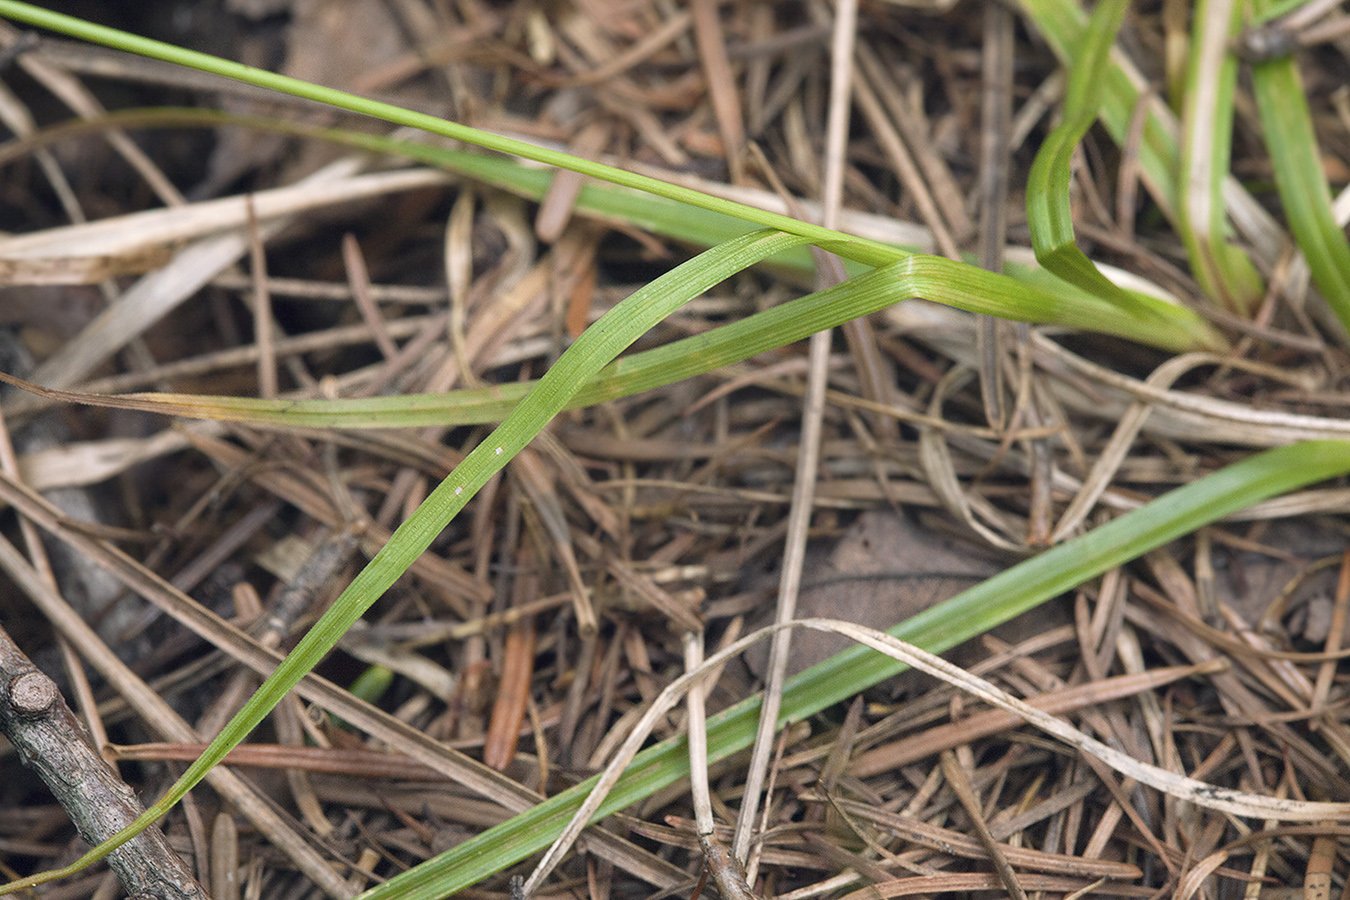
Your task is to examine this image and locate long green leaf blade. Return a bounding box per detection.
[353,439,1350,900]
[5,252,1225,432]
[1017,0,1183,221]
[0,229,808,895]
[0,1,901,268]
[0,4,1224,354]
[1025,0,1164,319]
[1251,51,1350,337]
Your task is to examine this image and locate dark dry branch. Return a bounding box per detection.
[0,625,204,900]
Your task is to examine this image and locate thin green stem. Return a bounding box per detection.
[0,1,900,268]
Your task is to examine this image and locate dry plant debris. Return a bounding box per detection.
[0,2,1348,900]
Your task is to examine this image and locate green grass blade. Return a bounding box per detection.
[349,440,1350,900]
[1025,0,1165,320]
[5,251,1225,431]
[0,106,867,281]
[1177,0,1264,312]
[1016,0,1183,222]
[1250,51,1350,337]
[0,1,901,268]
[0,10,1224,353]
[0,228,808,895]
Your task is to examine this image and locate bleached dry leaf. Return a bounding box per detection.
[809,618,1350,820]
[0,167,451,284]
[16,427,212,491]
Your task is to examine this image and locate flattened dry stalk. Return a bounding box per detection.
[209,813,239,900]
[8,163,444,402]
[975,0,1015,431]
[735,0,857,873]
[681,631,754,900]
[341,233,400,363]
[243,196,278,401]
[0,627,205,900]
[689,0,745,184]
[938,750,1028,900]
[850,658,1227,775]
[1027,332,1350,447]
[484,541,539,772]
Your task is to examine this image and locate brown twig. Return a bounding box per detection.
[0,626,205,900]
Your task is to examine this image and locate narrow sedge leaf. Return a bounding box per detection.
[0,110,1221,353]
[0,252,1225,433]
[1025,0,1168,322]
[0,1,901,269]
[0,6,1223,352]
[1251,53,1350,337]
[348,440,1350,900]
[1177,0,1264,312]
[0,107,846,278]
[0,229,809,896]
[1016,0,1184,221]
